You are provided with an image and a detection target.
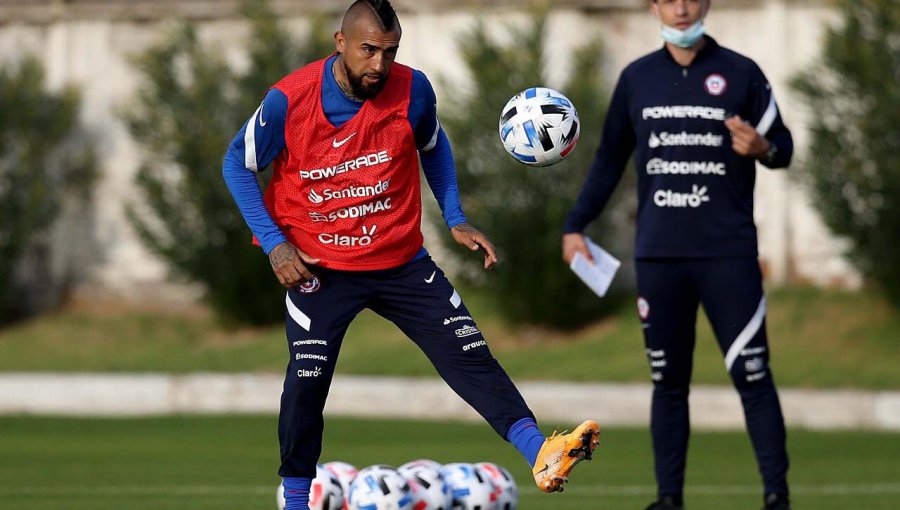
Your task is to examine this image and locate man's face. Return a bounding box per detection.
[651,0,709,30]
[334,19,401,100]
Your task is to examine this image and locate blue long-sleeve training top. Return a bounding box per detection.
[565,36,793,258]
[223,54,465,256]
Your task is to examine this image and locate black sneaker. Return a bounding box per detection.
[644,496,684,510]
[763,493,791,510]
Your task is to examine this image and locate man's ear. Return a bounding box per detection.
[334,31,345,54]
[649,1,660,21]
[701,0,712,19]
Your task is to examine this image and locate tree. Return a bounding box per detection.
[792,0,900,306]
[0,57,94,325]
[123,0,333,325]
[437,12,633,330]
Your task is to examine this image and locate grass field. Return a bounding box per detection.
[0,415,898,510]
[0,287,897,389]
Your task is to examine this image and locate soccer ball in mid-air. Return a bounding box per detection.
[276,465,344,510]
[347,465,414,510]
[439,462,498,510]
[499,87,580,167]
[399,461,452,510]
[475,462,518,510]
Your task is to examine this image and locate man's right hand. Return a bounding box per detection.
[562,232,592,265]
[268,242,321,288]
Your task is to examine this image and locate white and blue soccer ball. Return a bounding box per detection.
[310,464,345,510]
[474,462,517,510]
[399,461,452,510]
[399,459,444,473]
[499,87,580,167]
[277,464,344,510]
[347,464,414,510]
[323,460,358,496]
[439,462,498,510]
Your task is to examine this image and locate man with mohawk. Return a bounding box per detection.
[222,1,599,508]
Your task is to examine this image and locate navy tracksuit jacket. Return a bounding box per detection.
[566,36,792,499]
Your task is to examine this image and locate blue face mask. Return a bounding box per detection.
[660,20,706,48]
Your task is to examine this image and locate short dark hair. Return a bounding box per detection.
[351,0,400,32]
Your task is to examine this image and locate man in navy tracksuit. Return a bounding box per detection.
[562,1,792,509]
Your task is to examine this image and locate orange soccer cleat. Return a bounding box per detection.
[532,419,600,493]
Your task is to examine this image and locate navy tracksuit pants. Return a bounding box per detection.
[636,257,789,498]
[277,256,534,478]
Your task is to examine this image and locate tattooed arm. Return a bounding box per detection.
[268,242,321,288]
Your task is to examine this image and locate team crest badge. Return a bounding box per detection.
[298,275,321,294]
[704,74,727,96]
[637,297,651,320]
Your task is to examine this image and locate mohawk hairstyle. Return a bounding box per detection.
[353,0,399,32]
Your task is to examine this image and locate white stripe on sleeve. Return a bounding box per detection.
[755,91,778,137]
[244,106,261,172]
[422,115,441,152]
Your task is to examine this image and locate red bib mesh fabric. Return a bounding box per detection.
[263,58,423,271]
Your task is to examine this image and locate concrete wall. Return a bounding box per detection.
[0,0,861,305]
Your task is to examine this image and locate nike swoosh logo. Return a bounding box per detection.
[258,103,267,127]
[332,132,356,148]
[424,271,436,283]
[535,463,550,475]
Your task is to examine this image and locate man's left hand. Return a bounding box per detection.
[725,115,770,159]
[451,223,498,270]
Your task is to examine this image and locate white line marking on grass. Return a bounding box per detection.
[517,483,900,496]
[0,486,276,497]
[4,483,900,498]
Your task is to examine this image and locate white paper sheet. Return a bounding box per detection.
[569,237,621,298]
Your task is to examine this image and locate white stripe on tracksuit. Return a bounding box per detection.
[285,292,311,331]
[724,296,767,372]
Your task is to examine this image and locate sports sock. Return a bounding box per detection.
[282,477,312,510]
[506,417,544,467]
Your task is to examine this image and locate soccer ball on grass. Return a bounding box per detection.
[474,462,517,510]
[347,464,413,510]
[439,462,497,510]
[399,460,452,509]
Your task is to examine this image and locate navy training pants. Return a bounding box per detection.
[277,256,534,477]
[636,257,789,498]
